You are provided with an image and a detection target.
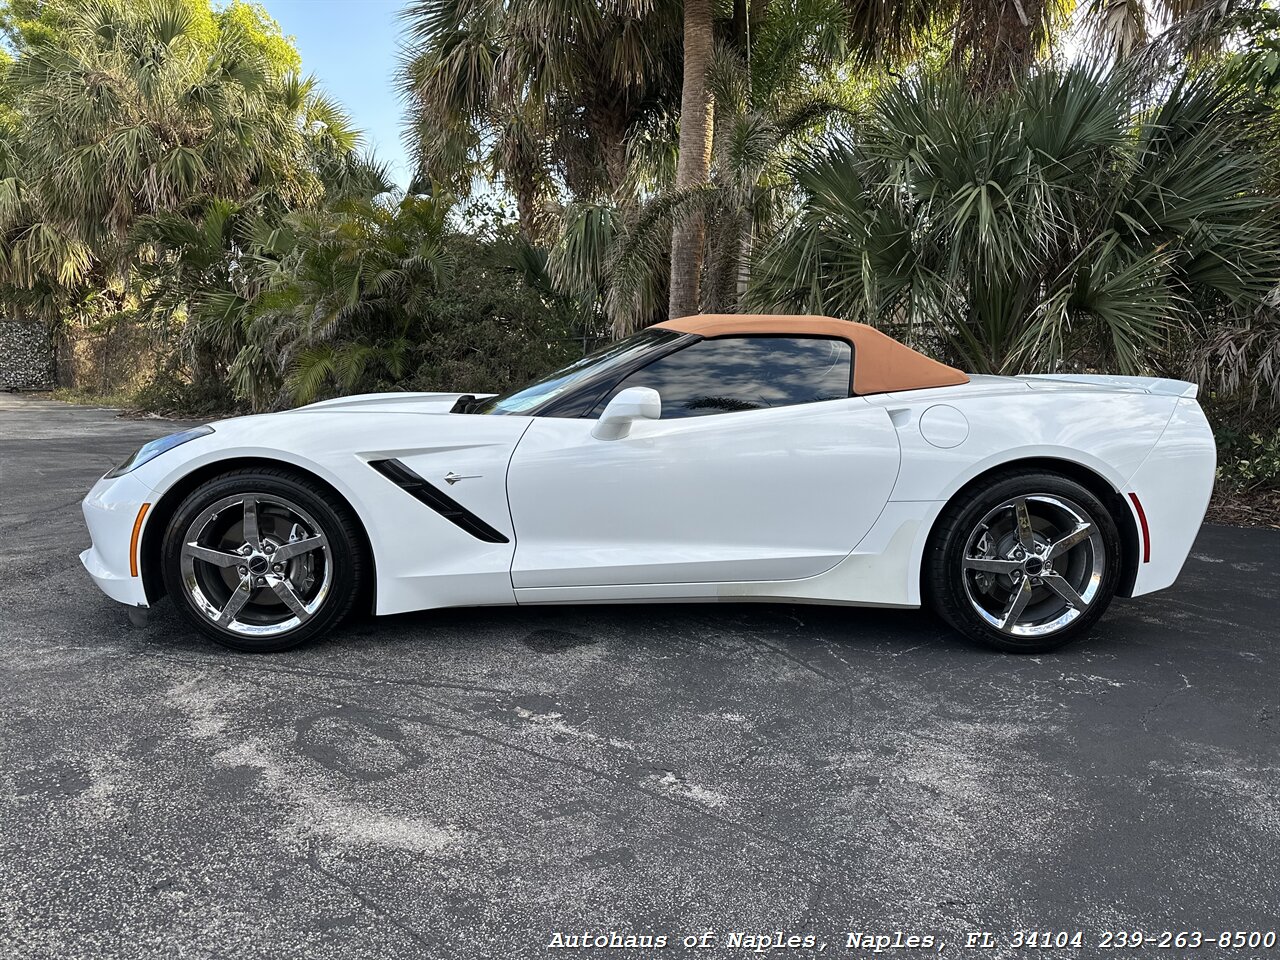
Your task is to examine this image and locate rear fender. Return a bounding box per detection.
[882,390,1179,505]
[1123,398,1216,596]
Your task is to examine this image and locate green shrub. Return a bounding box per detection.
[206,197,594,410]
[1214,428,1280,492]
[131,369,238,419]
[402,239,582,396]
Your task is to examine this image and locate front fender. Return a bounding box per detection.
[130,410,532,615]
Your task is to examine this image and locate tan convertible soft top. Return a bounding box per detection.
[652,314,969,396]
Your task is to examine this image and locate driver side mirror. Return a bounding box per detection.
[591,387,661,440]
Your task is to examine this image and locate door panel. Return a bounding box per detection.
[506,398,901,588]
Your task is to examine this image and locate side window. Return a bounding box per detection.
[593,336,852,419]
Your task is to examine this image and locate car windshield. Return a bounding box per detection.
[470,328,682,415]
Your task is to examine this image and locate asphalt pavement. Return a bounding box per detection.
[1,394,1277,959]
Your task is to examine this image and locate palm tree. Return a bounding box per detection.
[264,196,456,407]
[0,0,370,284]
[0,0,379,380]
[1080,0,1256,65]
[545,0,857,334]
[397,0,1082,324]
[669,0,715,318]
[747,66,1280,376]
[397,0,683,240]
[700,4,860,312]
[1191,311,1280,416]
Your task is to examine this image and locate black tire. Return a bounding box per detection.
[925,470,1122,653]
[161,467,366,652]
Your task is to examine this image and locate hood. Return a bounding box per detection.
[285,391,496,416]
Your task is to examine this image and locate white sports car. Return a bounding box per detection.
[81,314,1215,654]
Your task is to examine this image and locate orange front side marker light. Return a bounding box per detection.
[129,503,152,578]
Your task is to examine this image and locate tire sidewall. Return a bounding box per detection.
[928,471,1122,653]
[161,470,361,652]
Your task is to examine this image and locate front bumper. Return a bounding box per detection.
[80,472,156,608]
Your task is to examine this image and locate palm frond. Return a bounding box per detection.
[749,64,1280,376]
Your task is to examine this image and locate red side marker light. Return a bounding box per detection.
[1128,492,1150,563]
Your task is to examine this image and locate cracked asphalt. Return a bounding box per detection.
[1,394,1277,959]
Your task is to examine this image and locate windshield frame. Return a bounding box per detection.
[469,328,693,418]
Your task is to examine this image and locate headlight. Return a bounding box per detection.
[104,426,215,479]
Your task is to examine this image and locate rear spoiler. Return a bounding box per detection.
[1019,374,1198,399]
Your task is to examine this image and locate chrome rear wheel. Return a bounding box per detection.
[926,471,1122,653]
[961,494,1105,638]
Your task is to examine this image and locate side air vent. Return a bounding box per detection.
[368,459,510,544]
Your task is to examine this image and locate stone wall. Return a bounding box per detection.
[0,320,54,390]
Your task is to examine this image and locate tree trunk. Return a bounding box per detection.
[701,103,733,313]
[956,0,1044,92]
[510,165,550,245]
[513,184,544,244]
[736,208,753,301]
[701,210,733,313]
[730,0,747,52]
[668,0,715,320]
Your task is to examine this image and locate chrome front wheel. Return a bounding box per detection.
[162,469,365,652]
[179,493,333,638]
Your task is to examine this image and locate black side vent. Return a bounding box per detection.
[369,459,510,544]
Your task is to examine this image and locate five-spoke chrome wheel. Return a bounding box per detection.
[163,468,364,651]
[960,494,1105,637]
[179,493,333,638]
[926,471,1121,652]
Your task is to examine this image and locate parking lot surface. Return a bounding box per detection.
[1,394,1277,959]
